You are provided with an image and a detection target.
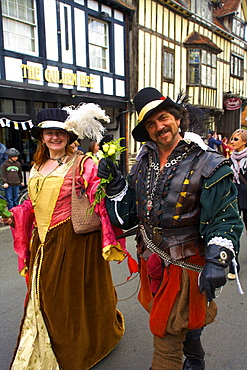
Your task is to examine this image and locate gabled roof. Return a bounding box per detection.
[213,16,230,32]
[184,31,222,53]
[213,0,241,18]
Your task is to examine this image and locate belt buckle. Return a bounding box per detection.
[153,226,162,235]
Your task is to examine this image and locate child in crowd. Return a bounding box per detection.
[1,148,24,209]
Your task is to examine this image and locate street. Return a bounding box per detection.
[0,226,246,370]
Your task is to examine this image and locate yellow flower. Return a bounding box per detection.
[102,143,109,153]
[108,144,117,156]
[90,138,126,213]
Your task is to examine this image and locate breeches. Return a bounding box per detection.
[152,330,188,370]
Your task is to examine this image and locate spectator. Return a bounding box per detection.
[0,142,8,167]
[228,129,247,279]
[208,131,222,151]
[86,140,104,164]
[221,137,232,159]
[70,140,84,153]
[1,148,24,209]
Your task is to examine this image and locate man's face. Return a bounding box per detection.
[144,109,181,149]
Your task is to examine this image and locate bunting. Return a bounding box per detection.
[0,118,33,130]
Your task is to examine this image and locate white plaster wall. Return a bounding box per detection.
[102,5,112,17]
[60,3,73,64]
[62,68,74,89]
[114,10,123,22]
[46,65,59,88]
[76,71,88,92]
[74,8,86,67]
[115,79,125,97]
[87,0,98,11]
[27,61,43,85]
[90,74,101,94]
[103,76,113,95]
[5,57,23,82]
[114,24,125,76]
[43,0,58,61]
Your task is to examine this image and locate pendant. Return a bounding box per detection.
[147,200,152,211]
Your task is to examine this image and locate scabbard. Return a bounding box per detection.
[116,225,139,239]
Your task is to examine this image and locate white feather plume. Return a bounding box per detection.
[184,132,208,151]
[63,103,109,142]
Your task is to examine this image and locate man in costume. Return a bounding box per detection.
[97,87,243,370]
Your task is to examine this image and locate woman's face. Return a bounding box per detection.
[42,129,69,152]
[230,133,246,152]
[93,143,100,153]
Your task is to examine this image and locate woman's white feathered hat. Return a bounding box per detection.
[31,103,109,144]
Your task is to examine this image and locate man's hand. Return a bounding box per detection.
[97,158,126,197]
[199,263,226,302]
[97,158,119,180]
[199,243,233,302]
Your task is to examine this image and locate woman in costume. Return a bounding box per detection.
[228,128,247,279]
[0,104,129,370]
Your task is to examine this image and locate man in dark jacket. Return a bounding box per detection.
[97,88,243,370]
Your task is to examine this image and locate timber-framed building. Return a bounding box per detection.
[127,0,247,159]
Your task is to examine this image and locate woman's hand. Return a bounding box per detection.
[0,213,13,225]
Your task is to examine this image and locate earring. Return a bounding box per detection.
[178,127,181,132]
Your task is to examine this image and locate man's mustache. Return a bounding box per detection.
[156,128,170,137]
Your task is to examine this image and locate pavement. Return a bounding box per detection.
[0,226,246,370]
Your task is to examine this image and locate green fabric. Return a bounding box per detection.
[200,166,242,248]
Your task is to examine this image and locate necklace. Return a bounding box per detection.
[146,145,195,218]
[48,153,66,165]
[146,156,163,217]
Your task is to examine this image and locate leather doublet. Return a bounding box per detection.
[131,142,228,261]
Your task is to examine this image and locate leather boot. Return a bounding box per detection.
[183,357,205,370]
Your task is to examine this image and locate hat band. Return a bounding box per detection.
[38,121,67,129]
[138,100,164,122]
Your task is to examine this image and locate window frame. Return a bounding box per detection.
[188,48,217,88]
[2,0,38,55]
[230,53,244,79]
[232,17,245,39]
[88,16,109,72]
[163,47,174,82]
[0,98,28,115]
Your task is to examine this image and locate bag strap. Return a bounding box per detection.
[239,173,247,187]
[72,154,85,197]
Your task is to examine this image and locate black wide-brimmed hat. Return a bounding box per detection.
[132,87,183,142]
[31,108,78,144]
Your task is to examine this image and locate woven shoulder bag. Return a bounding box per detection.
[71,155,101,234]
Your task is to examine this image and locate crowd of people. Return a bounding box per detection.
[205,131,234,158]
[0,89,246,370]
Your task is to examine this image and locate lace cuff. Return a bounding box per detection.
[107,182,128,225]
[208,236,235,257]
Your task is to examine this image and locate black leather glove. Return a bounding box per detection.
[97,158,126,197]
[199,244,234,302]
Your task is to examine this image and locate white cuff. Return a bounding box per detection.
[108,182,128,225]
